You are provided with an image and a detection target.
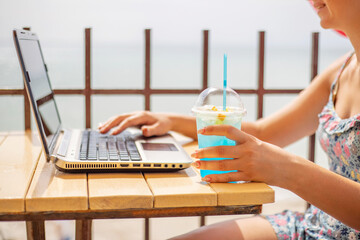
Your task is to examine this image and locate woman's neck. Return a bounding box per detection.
[345,29,360,67]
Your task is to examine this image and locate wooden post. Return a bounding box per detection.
[145,29,151,111]
[257,31,265,120]
[144,218,150,240]
[307,32,319,209]
[144,28,151,240]
[26,221,45,240]
[199,30,209,226]
[76,219,92,240]
[85,28,92,128]
[202,30,209,90]
[200,216,206,226]
[308,32,319,163]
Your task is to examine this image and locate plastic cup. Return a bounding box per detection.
[192,87,246,179]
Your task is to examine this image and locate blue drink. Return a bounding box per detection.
[192,87,246,181]
[196,114,242,179]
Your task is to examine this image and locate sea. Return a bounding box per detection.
[0,41,353,168]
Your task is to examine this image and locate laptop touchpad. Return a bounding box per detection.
[141,143,178,151]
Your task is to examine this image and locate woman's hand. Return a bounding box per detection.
[192,125,294,186]
[98,111,173,137]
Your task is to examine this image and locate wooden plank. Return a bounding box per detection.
[210,182,274,206]
[143,140,214,208]
[0,171,34,212]
[0,131,41,168]
[0,131,42,213]
[88,173,153,210]
[182,141,198,156]
[26,153,88,212]
[144,167,217,208]
[0,205,262,221]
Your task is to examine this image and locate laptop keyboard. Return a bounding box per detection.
[79,130,142,161]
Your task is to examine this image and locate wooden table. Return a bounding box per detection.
[0,131,274,240]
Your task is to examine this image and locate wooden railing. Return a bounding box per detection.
[0,28,319,162]
[0,27,319,238]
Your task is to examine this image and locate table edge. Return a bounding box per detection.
[0,205,262,221]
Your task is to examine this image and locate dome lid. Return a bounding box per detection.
[192,87,246,117]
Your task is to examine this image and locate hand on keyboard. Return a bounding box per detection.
[98,111,172,137]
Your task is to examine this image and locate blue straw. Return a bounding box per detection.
[223,54,227,111]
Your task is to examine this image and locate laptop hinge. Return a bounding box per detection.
[48,128,70,162]
[47,125,62,161]
[56,130,72,157]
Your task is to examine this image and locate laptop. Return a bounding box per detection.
[13,29,192,172]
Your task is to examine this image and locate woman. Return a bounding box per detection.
[99,0,360,238]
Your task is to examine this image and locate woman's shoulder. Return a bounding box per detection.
[316,52,353,88]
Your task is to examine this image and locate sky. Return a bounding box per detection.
[0,0,353,138]
[0,0,352,48]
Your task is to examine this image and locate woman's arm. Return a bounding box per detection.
[192,125,360,230]
[242,54,349,147]
[288,154,360,230]
[169,114,197,139]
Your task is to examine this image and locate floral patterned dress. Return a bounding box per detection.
[266,52,360,240]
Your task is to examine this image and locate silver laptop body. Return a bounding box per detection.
[13,29,192,172]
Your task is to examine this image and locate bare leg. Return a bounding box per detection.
[170,216,277,240]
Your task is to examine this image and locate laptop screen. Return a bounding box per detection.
[18,37,61,149]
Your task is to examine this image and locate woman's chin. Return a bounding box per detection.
[320,22,329,29]
[319,19,332,29]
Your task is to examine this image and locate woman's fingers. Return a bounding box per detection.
[193,157,249,172]
[98,111,169,137]
[193,159,243,171]
[191,145,243,159]
[141,122,162,137]
[99,114,131,133]
[203,171,250,183]
[98,116,116,133]
[110,113,154,135]
[198,125,248,144]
